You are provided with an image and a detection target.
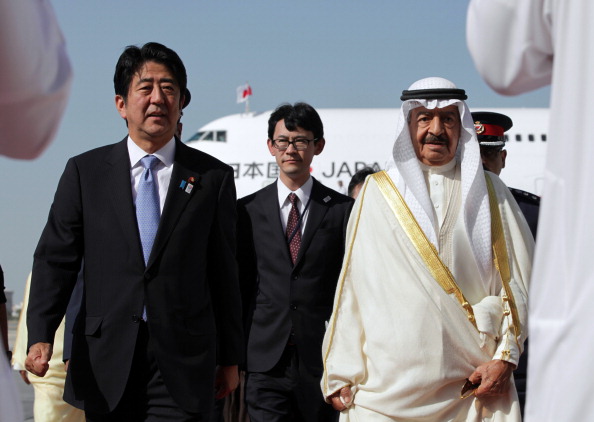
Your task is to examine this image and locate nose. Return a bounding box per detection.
[150,86,165,104]
[285,141,298,152]
[428,115,444,136]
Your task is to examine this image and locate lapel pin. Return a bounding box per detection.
[323,196,331,203]
[180,176,197,194]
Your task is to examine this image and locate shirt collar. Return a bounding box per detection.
[419,157,457,175]
[277,176,314,208]
[128,136,176,168]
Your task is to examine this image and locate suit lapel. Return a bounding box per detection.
[259,183,293,264]
[148,141,199,268]
[106,139,142,261]
[296,179,330,266]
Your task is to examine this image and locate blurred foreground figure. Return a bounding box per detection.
[322,77,533,421]
[468,2,594,420]
[0,0,72,159]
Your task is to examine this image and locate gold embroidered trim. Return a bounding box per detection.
[322,175,370,392]
[373,171,477,328]
[485,173,522,344]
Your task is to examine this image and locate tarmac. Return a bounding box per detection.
[8,319,34,422]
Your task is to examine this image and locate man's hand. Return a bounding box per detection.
[469,359,515,398]
[214,365,239,399]
[19,370,30,385]
[24,342,53,377]
[329,386,353,411]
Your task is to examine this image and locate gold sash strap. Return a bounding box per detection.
[485,173,521,343]
[372,171,477,329]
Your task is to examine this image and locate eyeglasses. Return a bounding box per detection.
[271,138,317,151]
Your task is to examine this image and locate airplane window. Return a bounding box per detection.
[541,134,547,141]
[528,134,535,142]
[504,135,509,142]
[202,131,214,141]
[216,131,227,142]
[515,134,522,141]
[185,131,202,142]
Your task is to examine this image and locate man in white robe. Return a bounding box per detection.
[12,274,85,422]
[321,77,533,421]
[466,2,594,420]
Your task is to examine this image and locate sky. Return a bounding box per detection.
[0,1,550,305]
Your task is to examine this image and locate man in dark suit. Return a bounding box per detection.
[25,42,243,421]
[237,103,353,421]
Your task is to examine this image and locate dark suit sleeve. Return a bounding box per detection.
[207,167,244,365]
[28,157,83,349]
[63,269,84,361]
[236,198,258,339]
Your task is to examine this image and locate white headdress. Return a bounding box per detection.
[386,77,493,284]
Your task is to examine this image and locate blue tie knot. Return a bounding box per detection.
[141,155,160,170]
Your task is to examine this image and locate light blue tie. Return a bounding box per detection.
[137,155,161,266]
[137,155,160,320]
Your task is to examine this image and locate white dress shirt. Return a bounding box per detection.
[128,137,176,214]
[277,176,313,235]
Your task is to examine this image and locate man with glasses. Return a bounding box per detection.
[237,102,353,421]
[322,78,532,421]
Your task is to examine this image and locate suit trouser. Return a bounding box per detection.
[85,321,205,422]
[245,344,338,422]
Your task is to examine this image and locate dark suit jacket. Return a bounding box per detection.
[27,138,243,415]
[237,178,353,375]
[63,269,84,362]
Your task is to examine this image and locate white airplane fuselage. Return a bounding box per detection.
[186,108,548,198]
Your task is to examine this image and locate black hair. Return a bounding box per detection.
[348,167,376,197]
[479,144,504,159]
[114,42,187,101]
[267,102,324,140]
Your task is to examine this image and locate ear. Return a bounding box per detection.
[267,139,276,156]
[501,150,507,169]
[314,137,325,155]
[115,95,127,119]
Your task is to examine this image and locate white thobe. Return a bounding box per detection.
[467,1,594,420]
[0,0,72,159]
[12,275,84,422]
[322,171,532,421]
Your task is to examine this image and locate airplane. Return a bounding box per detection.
[184,108,548,199]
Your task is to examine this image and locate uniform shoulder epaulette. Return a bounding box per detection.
[509,187,540,206]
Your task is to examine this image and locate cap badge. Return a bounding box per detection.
[474,121,485,134]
